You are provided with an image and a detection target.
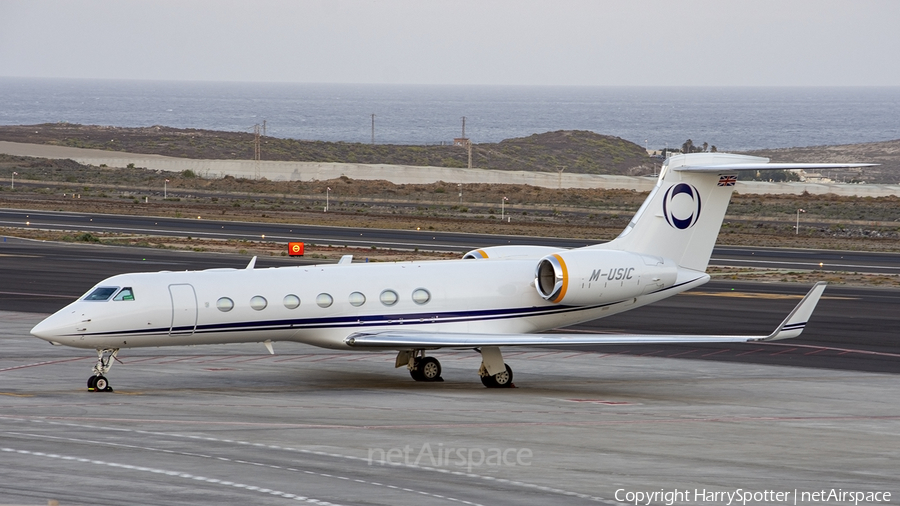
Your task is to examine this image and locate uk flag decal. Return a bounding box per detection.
[718,175,737,186]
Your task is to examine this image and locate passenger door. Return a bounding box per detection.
[169,284,198,336]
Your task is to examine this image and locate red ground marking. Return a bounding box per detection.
[308,355,343,362]
[804,349,826,356]
[12,414,900,430]
[114,356,163,364]
[667,349,700,358]
[272,354,317,362]
[0,356,89,372]
[196,356,243,363]
[759,342,900,358]
[770,348,798,356]
[700,349,731,358]
[347,354,385,362]
[232,356,274,363]
[156,355,204,364]
[522,351,565,359]
[566,399,633,405]
[639,350,663,357]
[735,348,764,357]
[557,353,589,359]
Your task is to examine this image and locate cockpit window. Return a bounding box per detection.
[84,287,118,301]
[114,287,135,301]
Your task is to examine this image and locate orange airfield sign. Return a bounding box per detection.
[288,242,305,256]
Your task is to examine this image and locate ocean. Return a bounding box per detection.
[1,77,899,151]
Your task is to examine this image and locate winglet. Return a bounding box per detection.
[755,282,827,341]
[246,256,257,270]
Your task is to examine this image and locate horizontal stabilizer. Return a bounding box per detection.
[676,162,877,172]
[345,283,827,349]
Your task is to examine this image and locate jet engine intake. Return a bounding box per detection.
[535,250,677,305]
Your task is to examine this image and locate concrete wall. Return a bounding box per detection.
[2,141,898,197]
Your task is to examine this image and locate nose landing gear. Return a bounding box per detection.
[88,348,119,392]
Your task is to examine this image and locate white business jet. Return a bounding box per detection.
[31,153,871,391]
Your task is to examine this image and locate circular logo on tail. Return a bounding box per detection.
[663,183,701,229]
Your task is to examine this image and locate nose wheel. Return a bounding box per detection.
[88,348,119,393]
[88,375,112,392]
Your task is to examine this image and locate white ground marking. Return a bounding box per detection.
[0,446,340,505]
[0,416,623,504]
[1,428,484,506]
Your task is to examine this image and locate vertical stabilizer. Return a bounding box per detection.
[596,153,767,272]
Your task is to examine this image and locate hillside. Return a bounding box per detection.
[745,139,900,184]
[0,124,653,176]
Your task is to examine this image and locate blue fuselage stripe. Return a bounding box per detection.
[72,277,705,339]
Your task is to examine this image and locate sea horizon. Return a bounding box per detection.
[2,77,899,151]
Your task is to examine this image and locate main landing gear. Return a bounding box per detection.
[396,347,515,388]
[479,363,514,388]
[87,348,119,392]
[477,346,514,388]
[405,351,444,382]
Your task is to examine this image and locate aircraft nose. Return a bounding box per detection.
[31,317,61,341]
[31,311,80,343]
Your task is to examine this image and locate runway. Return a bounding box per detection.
[2,207,900,274]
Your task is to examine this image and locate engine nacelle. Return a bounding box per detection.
[535,249,678,305]
[463,245,565,260]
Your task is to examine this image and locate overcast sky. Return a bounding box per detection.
[1,0,898,86]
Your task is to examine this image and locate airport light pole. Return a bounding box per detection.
[795,208,806,234]
[458,183,462,204]
[164,179,168,199]
[501,196,508,221]
[326,187,331,212]
[11,171,17,189]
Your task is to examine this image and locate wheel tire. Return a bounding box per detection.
[409,359,425,382]
[87,375,98,391]
[493,364,514,388]
[94,376,109,392]
[419,357,442,382]
[481,364,514,388]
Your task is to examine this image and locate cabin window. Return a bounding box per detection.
[411,288,431,305]
[348,291,366,307]
[316,293,333,308]
[283,294,301,309]
[84,287,118,301]
[250,296,268,311]
[217,297,234,312]
[113,287,135,301]
[379,289,399,306]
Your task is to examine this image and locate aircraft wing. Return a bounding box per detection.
[345,282,826,349]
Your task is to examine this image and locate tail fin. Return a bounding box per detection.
[597,153,875,272]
